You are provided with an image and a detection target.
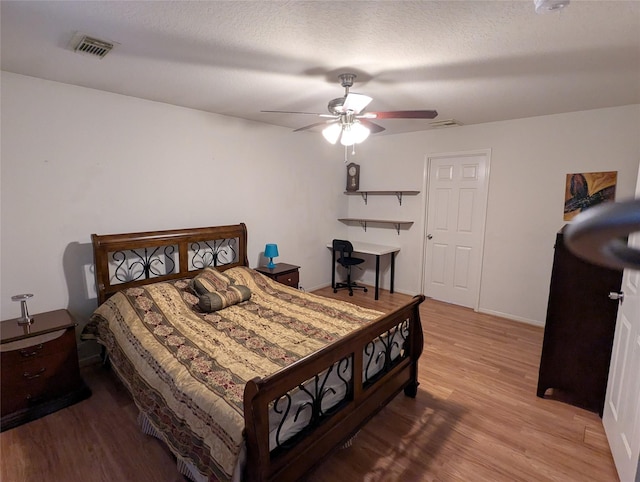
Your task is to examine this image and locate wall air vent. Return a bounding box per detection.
[429,119,463,128]
[74,35,113,59]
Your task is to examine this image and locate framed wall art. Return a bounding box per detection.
[564,171,617,221]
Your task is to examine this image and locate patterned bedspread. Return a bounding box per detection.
[84,266,382,481]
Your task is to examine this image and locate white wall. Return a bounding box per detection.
[2,71,638,342]
[347,104,640,325]
[0,72,348,341]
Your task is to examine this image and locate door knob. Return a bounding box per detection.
[427,234,433,240]
[609,291,624,302]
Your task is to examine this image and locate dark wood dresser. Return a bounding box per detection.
[1,309,91,431]
[255,263,300,289]
[537,227,623,415]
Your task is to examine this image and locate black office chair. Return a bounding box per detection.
[332,239,368,296]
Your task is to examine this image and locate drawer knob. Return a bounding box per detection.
[20,344,44,357]
[23,367,46,379]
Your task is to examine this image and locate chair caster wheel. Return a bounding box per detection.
[349,292,354,296]
[333,289,337,293]
[364,288,368,293]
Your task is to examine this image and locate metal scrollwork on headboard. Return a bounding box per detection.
[112,245,177,282]
[190,238,238,269]
[92,223,249,305]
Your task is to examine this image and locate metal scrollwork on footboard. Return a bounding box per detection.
[271,355,353,453]
[112,245,176,282]
[363,318,410,386]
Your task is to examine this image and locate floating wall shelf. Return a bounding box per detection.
[344,190,419,206]
[338,218,414,235]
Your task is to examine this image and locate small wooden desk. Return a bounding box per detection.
[328,241,400,300]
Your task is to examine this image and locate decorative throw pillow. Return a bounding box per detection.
[190,267,234,295]
[198,285,252,312]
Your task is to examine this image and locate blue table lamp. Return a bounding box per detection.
[264,244,279,269]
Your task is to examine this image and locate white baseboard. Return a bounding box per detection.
[477,308,545,327]
[304,282,332,292]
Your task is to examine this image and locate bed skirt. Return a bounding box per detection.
[137,411,245,482]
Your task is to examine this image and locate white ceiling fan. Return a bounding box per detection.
[262,73,438,146]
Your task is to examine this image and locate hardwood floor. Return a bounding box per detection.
[0,288,618,482]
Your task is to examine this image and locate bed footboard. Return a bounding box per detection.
[243,294,425,482]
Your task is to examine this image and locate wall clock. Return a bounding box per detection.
[346,162,360,192]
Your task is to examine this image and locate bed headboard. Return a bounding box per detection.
[92,223,249,305]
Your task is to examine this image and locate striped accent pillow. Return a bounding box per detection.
[198,285,252,312]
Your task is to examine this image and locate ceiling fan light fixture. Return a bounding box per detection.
[352,121,371,144]
[322,123,342,144]
[340,129,355,147]
[339,121,370,146]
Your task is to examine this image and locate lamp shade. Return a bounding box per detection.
[264,243,279,268]
[322,123,342,144]
[348,121,371,145]
[340,121,370,146]
[323,120,371,147]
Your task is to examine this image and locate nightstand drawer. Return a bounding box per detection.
[273,270,299,288]
[2,328,72,364]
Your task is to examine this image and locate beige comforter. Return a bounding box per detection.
[85,266,381,481]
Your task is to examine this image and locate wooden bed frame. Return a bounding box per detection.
[91,223,425,482]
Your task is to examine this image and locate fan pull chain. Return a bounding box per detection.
[343,144,358,162]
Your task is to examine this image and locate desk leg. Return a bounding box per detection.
[390,252,395,294]
[375,255,380,300]
[331,250,336,289]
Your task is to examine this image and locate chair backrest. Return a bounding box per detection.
[332,239,354,258]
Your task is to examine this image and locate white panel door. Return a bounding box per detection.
[604,166,640,482]
[423,153,489,309]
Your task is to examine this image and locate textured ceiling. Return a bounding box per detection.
[1,1,639,136]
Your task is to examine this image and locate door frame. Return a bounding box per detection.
[420,148,492,311]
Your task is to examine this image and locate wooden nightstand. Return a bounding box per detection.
[1,309,91,432]
[255,263,300,289]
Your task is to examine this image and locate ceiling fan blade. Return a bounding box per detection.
[343,93,372,114]
[368,110,438,119]
[293,119,337,132]
[261,110,323,115]
[359,119,386,134]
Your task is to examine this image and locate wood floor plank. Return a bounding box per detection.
[0,288,619,482]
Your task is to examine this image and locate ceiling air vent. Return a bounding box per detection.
[429,119,463,128]
[74,35,113,59]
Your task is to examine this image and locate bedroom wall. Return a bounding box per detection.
[347,104,640,325]
[0,72,349,355]
[2,70,638,343]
